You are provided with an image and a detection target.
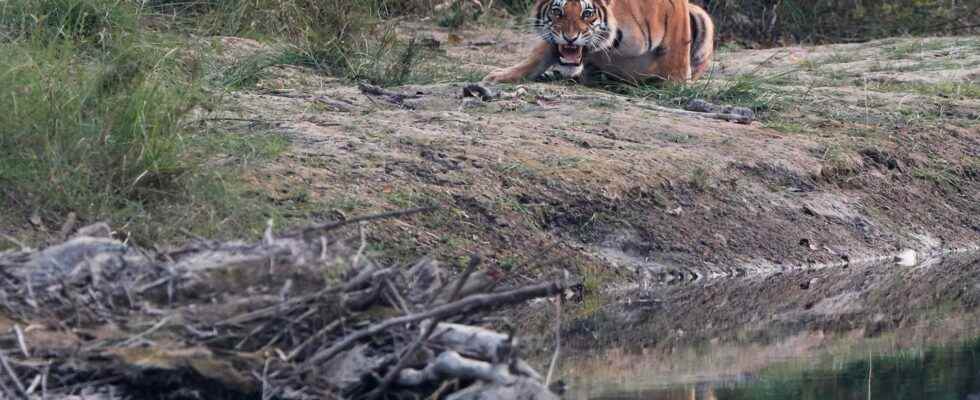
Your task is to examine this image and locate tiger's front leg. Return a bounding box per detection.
[484,41,558,83]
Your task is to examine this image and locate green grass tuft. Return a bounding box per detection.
[0,40,200,218]
[1,0,138,45]
[607,73,787,118]
[0,0,303,244]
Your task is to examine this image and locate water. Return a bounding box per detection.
[590,337,980,399]
[566,253,980,400]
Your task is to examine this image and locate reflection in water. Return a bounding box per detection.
[592,337,980,400]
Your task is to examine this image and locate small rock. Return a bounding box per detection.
[895,249,917,267]
[462,84,497,101]
[800,278,819,290]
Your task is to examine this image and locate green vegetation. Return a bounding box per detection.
[706,0,980,45]
[498,0,536,17]
[607,72,789,118]
[190,0,432,86]
[0,0,438,244]
[1,1,205,242]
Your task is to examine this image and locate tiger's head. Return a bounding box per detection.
[533,0,616,77]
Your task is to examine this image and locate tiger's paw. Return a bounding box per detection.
[483,68,522,83]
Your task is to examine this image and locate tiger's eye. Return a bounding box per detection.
[582,9,594,18]
[550,7,562,17]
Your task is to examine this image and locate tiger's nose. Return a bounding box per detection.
[562,34,580,43]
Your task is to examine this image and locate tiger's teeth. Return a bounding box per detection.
[558,44,584,64]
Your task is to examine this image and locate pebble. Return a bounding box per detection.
[895,249,917,267]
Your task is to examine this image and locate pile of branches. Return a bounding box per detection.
[0,209,572,399]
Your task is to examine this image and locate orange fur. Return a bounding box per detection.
[484,0,715,83]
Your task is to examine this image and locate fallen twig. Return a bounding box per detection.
[0,351,28,399]
[0,233,29,252]
[285,319,344,362]
[635,102,754,124]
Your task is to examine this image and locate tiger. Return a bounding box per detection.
[483,0,715,84]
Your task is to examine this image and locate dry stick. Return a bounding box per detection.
[367,256,482,399]
[0,233,29,252]
[25,375,40,395]
[544,294,562,386]
[261,358,272,400]
[302,278,567,370]
[118,316,173,347]
[384,278,412,315]
[0,351,28,399]
[0,371,13,399]
[13,325,28,358]
[185,117,292,126]
[633,103,754,124]
[285,319,345,362]
[40,363,47,400]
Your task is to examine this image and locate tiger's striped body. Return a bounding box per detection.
[484,0,714,83]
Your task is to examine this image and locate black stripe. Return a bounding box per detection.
[690,11,706,64]
[534,0,550,21]
[613,29,623,48]
[652,45,666,57]
[643,20,653,52]
[599,3,607,27]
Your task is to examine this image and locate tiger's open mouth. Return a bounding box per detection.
[558,44,584,65]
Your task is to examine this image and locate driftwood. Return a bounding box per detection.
[0,211,575,400]
[398,351,517,386]
[428,322,512,362]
